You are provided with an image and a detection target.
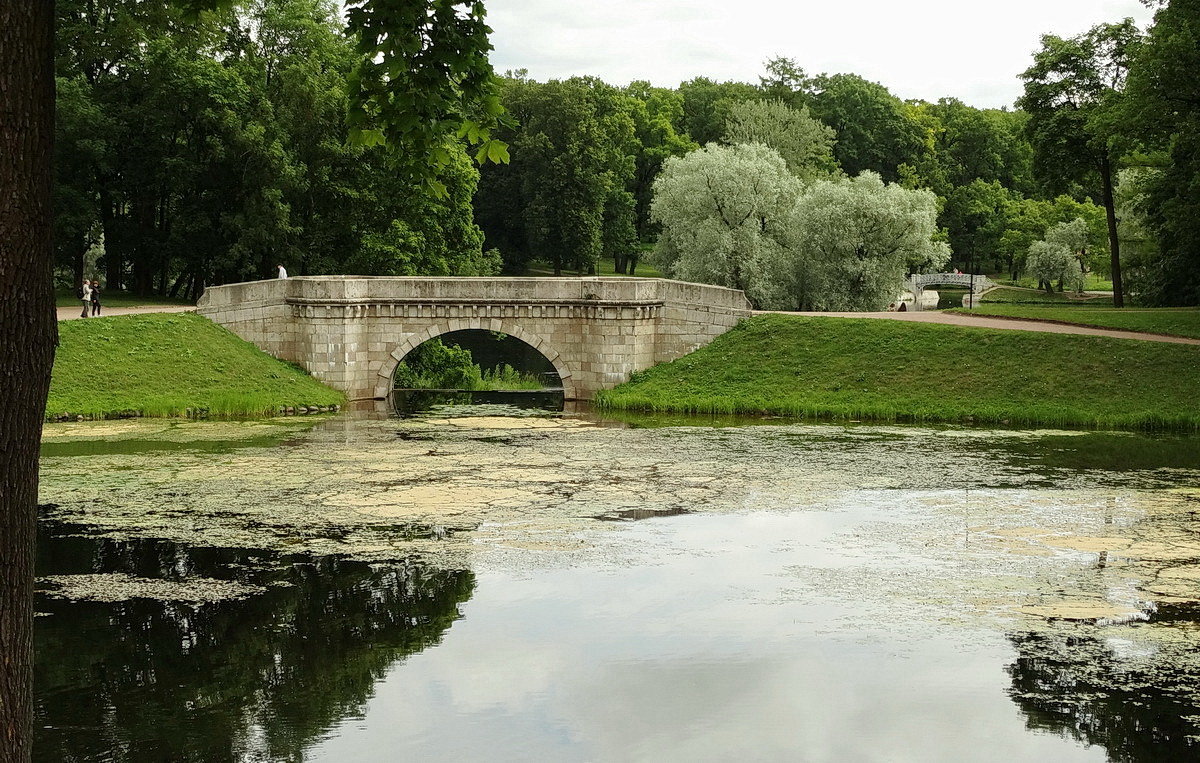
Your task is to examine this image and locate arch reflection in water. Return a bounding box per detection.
[1007,624,1200,760]
[34,528,474,762]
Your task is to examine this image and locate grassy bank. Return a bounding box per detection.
[49,313,344,420]
[978,286,1111,305]
[596,315,1200,430]
[952,304,1200,340]
[987,272,1114,292]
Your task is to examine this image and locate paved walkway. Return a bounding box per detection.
[757,310,1200,346]
[57,305,195,321]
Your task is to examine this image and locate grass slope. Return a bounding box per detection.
[596,315,1200,430]
[952,304,1200,340]
[49,313,344,419]
[979,286,1111,305]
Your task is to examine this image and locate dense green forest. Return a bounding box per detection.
[53,0,1200,306]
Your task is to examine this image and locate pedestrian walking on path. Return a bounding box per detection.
[90,280,101,316]
[276,263,288,279]
[79,280,92,318]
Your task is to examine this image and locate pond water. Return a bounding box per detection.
[34,404,1200,761]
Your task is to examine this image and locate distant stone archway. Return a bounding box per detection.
[373,319,576,400]
[906,272,997,310]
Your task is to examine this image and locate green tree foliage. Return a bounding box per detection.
[805,73,929,182]
[1027,218,1092,294]
[994,195,1106,281]
[52,0,495,297]
[344,0,509,189]
[474,75,638,275]
[622,81,698,244]
[941,180,1012,272]
[917,98,1035,194]
[722,98,838,179]
[676,77,761,146]
[1123,0,1200,305]
[1018,19,1144,306]
[392,338,482,388]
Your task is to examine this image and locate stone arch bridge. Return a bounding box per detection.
[197,277,751,400]
[906,272,997,309]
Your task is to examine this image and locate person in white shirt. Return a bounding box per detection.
[276,264,288,279]
[80,280,92,318]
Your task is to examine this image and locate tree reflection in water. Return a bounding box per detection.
[34,527,474,762]
[1007,624,1200,761]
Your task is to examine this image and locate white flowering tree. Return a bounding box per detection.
[723,99,839,179]
[651,143,801,307]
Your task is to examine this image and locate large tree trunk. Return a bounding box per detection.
[0,3,57,762]
[613,250,627,275]
[1100,154,1125,308]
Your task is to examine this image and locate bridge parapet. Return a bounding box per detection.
[197,277,751,400]
[907,273,996,294]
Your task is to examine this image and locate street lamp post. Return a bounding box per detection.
[967,252,975,310]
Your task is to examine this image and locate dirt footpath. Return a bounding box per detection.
[759,310,1200,346]
[57,305,195,321]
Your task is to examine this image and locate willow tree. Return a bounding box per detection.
[789,172,949,311]
[651,143,802,307]
[0,1,506,759]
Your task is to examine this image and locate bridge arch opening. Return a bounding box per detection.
[375,321,577,403]
[394,329,562,389]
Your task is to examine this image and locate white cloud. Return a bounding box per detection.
[486,0,1156,107]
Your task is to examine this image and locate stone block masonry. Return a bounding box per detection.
[197,276,752,400]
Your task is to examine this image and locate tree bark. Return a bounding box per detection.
[1100,154,1125,308]
[0,3,57,762]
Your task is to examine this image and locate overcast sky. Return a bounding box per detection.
[484,0,1155,109]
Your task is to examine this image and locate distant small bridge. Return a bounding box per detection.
[197,277,751,401]
[906,273,996,308]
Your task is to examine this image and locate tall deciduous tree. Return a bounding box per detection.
[0,6,56,760]
[52,0,494,294]
[1123,0,1200,305]
[622,81,697,247]
[652,144,946,312]
[1018,19,1143,307]
[475,76,637,275]
[675,77,761,146]
[805,73,928,183]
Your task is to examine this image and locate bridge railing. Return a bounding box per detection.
[908,273,996,293]
[198,276,753,313]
